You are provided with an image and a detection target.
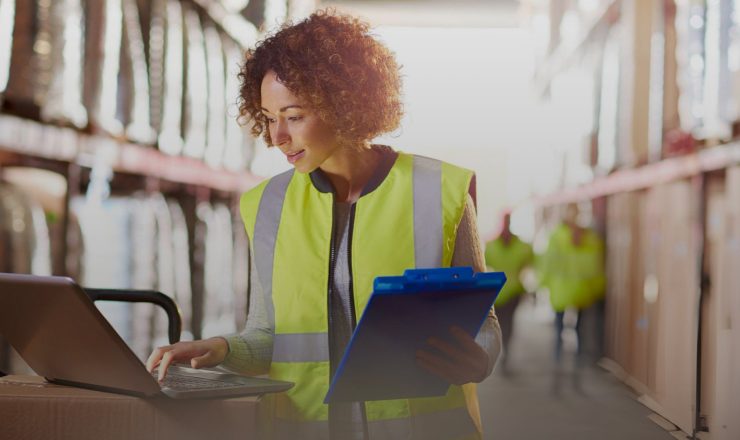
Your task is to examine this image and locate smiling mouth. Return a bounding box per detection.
[286,149,306,164]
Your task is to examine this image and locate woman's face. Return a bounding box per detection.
[260,70,340,173]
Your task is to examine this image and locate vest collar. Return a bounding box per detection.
[308,145,399,197]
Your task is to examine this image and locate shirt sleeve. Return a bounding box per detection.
[220,247,274,376]
[451,195,503,380]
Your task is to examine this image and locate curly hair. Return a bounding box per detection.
[237,9,403,147]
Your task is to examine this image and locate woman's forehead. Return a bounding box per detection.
[260,72,304,113]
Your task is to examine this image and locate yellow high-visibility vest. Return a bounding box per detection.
[240,152,482,439]
[538,223,605,312]
[484,236,533,306]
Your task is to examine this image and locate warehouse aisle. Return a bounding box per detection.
[477,297,680,440]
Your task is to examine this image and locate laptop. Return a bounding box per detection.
[0,272,293,399]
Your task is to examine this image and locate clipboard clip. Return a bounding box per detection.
[374,267,480,293]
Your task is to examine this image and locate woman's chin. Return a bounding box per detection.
[292,161,316,174]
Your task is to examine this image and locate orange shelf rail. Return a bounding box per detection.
[532,142,740,206]
[0,114,263,193]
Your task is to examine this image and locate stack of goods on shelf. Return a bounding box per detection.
[198,203,243,339]
[732,5,740,137]
[1,0,261,171]
[68,191,249,362]
[674,0,740,147]
[0,167,62,375]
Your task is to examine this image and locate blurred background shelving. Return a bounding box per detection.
[2,1,740,439]
[518,1,740,438]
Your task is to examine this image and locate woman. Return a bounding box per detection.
[147,10,502,440]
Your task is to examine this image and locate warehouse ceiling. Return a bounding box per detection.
[320,0,521,27]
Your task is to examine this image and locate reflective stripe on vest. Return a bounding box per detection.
[412,155,443,268]
[272,332,330,362]
[241,152,479,438]
[253,169,294,329]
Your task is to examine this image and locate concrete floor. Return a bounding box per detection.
[477,297,680,440]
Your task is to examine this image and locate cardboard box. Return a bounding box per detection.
[0,375,260,440]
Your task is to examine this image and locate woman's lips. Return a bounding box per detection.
[286,149,306,164]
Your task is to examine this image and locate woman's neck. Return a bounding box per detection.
[320,144,379,203]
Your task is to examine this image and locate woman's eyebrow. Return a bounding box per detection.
[261,105,304,113]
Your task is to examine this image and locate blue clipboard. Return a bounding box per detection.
[324,267,506,403]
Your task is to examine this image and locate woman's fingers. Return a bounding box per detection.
[146,339,229,381]
[158,349,178,381]
[145,345,172,372]
[146,342,204,381]
[426,336,465,360]
[416,349,467,385]
[450,326,483,353]
[427,334,484,370]
[417,327,490,385]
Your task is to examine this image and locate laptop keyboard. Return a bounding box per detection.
[154,371,243,390]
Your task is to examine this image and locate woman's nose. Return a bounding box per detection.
[273,120,290,145]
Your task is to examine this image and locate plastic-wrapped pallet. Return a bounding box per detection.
[147,0,167,135]
[0,181,52,375]
[0,0,15,100]
[182,6,208,160]
[3,0,47,117]
[1,167,69,277]
[120,0,156,143]
[732,9,740,129]
[71,196,135,355]
[198,203,237,338]
[83,0,125,135]
[700,0,734,140]
[168,200,194,340]
[39,0,87,128]
[223,36,255,172]
[130,195,158,360]
[203,24,227,169]
[149,193,177,349]
[156,0,185,155]
[674,0,708,137]
[0,183,51,276]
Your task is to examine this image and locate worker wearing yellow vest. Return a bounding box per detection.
[538,203,605,365]
[484,211,533,374]
[146,10,502,440]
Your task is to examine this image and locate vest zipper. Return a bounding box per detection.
[347,203,369,440]
[347,204,358,329]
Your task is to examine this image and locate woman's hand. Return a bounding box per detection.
[145,337,229,381]
[415,326,490,385]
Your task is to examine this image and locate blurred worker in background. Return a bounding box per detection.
[538,203,605,392]
[484,210,534,375]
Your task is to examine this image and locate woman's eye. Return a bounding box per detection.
[266,118,276,124]
[288,116,303,122]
